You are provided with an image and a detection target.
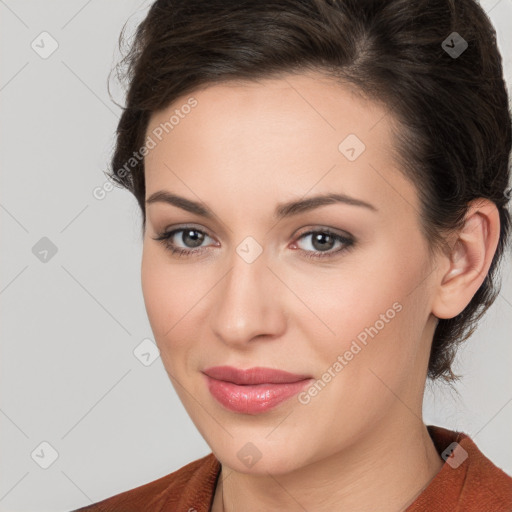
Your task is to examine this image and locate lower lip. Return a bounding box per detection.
[204,375,313,414]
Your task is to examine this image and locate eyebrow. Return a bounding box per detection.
[145,190,377,220]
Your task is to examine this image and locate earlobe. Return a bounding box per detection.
[431,199,500,320]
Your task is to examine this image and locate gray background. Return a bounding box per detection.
[0,1,511,510]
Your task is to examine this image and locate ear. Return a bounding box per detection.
[431,198,501,320]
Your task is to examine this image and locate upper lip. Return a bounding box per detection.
[202,366,312,385]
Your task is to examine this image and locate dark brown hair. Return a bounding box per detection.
[107,0,512,383]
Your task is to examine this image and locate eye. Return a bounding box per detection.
[152,225,355,260]
[152,225,215,257]
[292,228,355,259]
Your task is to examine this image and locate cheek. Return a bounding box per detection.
[141,245,206,372]
[297,245,428,372]
[141,252,167,336]
[141,258,184,381]
[140,245,185,342]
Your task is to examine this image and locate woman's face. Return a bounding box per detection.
[141,71,441,474]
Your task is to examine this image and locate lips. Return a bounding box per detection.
[202,365,312,385]
[202,366,314,414]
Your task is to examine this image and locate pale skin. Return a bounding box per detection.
[140,71,500,511]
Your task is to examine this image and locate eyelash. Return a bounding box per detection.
[152,225,355,260]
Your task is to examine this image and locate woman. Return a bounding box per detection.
[73,0,512,510]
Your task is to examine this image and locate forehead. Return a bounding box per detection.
[146,71,389,146]
[143,71,418,222]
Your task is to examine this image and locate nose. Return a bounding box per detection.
[209,246,286,349]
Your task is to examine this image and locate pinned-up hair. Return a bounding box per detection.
[106,0,512,383]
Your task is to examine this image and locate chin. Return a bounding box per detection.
[211,437,311,475]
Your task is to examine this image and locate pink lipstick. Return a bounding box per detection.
[202,366,313,414]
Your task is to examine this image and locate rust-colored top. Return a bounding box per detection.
[72,425,512,511]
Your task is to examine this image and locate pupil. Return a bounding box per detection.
[184,230,204,248]
[313,233,333,251]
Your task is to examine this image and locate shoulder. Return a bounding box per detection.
[407,425,512,511]
[70,452,221,512]
[459,432,512,510]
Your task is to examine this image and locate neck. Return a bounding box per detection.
[212,419,444,512]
